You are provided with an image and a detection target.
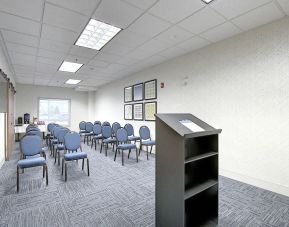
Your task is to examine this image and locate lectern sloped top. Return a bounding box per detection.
[155,113,222,138]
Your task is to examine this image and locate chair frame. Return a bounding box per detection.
[139,126,155,160]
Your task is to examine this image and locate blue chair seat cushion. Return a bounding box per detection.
[117,143,137,150]
[103,138,116,143]
[128,135,140,141]
[142,140,156,146]
[57,144,65,150]
[18,157,46,168]
[64,152,87,161]
[93,135,103,139]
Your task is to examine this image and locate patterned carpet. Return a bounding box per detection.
[0,141,288,227]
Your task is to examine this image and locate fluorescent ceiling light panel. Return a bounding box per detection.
[65,79,82,85]
[59,61,83,73]
[202,0,214,3]
[75,19,122,50]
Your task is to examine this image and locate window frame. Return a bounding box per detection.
[37,97,71,127]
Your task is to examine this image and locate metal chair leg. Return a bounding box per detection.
[150,146,153,154]
[100,142,103,153]
[122,150,124,166]
[58,151,60,166]
[62,159,64,175]
[128,149,131,159]
[91,139,94,148]
[65,163,67,181]
[146,146,149,160]
[136,148,138,162]
[45,165,48,186]
[82,158,84,170]
[105,143,107,156]
[114,148,117,161]
[43,165,45,178]
[87,159,90,176]
[54,148,57,164]
[17,166,19,192]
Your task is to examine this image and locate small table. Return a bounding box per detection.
[14,124,47,141]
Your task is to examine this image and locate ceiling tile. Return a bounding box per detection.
[158,46,187,59]
[87,59,110,68]
[178,7,226,34]
[69,46,97,58]
[116,56,140,66]
[34,79,51,85]
[65,55,90,64]
[6,42,38,55]
[211,0,272,19]
[13,65,35,74]
[35,72,54,78]
[177,36,210,52]
[93,52,122,63]
[15,73,34,79]
[38,48,67,60]
[1,30,39,47]
[37,56,62,66]
[36,62,58,73]
[0,11,41,36]
[92,0,143,28]
[46,0,100,16]
[9,52,36,67]
[121,0,158,10]
[277,0,289,15]
[41,24,78,44]
[154,25,193,45]
[39,39,71,53]
[111,30,150,48]
[128,13,171,38]
[149,0,205,23]
[200,22,241,42]
[104,63,127,74]
[232,2,284,31]
[101,41,134,55]
[0,0,44,21]
[43,3,89,32]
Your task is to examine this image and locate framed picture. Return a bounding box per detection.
[133,83,143,101]
[133,103,143,121]
[124,104,133,120]
[144,79,157,100]
[124,86,133,103]
[144,102,157,121]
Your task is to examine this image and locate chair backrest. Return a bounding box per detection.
[124,123,134,137]
[79,121,86,130]
[47,123,54,132]
[50,124,57,133]
[139,126,151,140]
[116,128,128,143]
[26,125,38,133]
[26,127,40,133]
[93,124,102,135]
[85,122,93,132]
[94,121,101,125]
[58,128,70,143]
[64,132,81,151]
[102,126,112,139]
[112,122,121,134]
[20,135,42,156]
[102,121,111,127]
[26,129,42,137]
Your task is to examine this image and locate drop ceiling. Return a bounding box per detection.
[0,0,288,89]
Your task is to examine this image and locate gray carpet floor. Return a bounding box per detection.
[0,142,288,227]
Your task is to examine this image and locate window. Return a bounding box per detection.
[38,98,70,126]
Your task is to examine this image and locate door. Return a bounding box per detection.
[6,83,14,160]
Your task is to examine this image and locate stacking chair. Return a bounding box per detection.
[62,132,89,181]
[55,128,70,165]
[114,128,138,166]
[100,126,116,156]
[139,126,156,160]
[124,124,140,144]
[102,121,111,127]
[17,135,48,192]
[83,122,93,144]
[26,129,42,137]
[46,123,55,145]
[91,124,102,150]
[79,121,86,134]
[48,124,58,150]
[26,125,38,132]
[112,122,121,138]
[94,121,101,125]
[50,126,62,156]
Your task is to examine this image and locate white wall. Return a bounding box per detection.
[15,84,89,132]
[88,91,96,122]
[95,17,289,196]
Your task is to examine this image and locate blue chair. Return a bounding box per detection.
[114,128,138,166]
[83,122,93,144]
[50,126,62,156]
[26,129,42,138]
[48,124,58,151]
[102,121,111,127]
[94,121,101,125]
[62,132,89,181]
[139,126,156,160]
[124,124,140,144]
[46,123,56,145]
[55,128,70,165]
[26,125,38,132]
[79,121,86,134]
[17,135,48,192]
[100,126,116,156]
[91,124,103,150]
[112,122,121,137]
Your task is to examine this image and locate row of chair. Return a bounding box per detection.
[46,123,89,181]
[78,121,156,165]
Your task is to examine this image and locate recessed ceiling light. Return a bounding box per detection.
[65,79,82,85]
[202,0,214,4]
[75,19,122,50]
[58,61,83,73]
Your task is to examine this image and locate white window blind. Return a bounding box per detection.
[38,98,70,126]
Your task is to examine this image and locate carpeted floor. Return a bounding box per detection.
[0,142,288,227]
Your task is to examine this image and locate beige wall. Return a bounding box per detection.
[15,84,89,132]
[95,17,289,196]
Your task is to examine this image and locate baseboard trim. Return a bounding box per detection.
[220,169,289,197]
